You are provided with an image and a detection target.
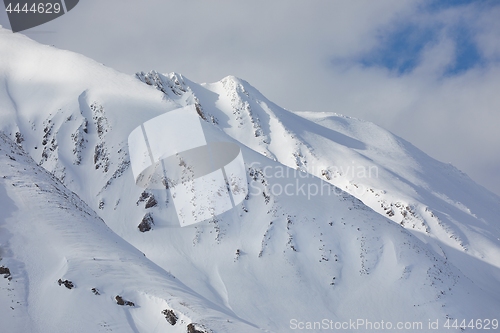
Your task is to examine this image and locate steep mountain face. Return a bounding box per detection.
[136,69,500,301]
[1,29,500,332]
[0,132,259,333]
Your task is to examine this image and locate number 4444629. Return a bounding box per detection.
[5,2,62,14]
[444,319,499,330]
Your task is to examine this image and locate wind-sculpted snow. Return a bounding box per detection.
[0,133,261,333]
[190,74,500,302]
[1,28,500,332]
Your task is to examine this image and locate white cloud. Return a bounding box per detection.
[3,0,500,195]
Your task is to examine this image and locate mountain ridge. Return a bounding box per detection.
[1,28,499,332]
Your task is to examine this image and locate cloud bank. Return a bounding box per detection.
[1,0,499,195]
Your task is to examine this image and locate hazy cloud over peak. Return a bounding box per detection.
[1,0,499,195]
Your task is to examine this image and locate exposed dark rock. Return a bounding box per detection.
[263,191,270,204]
[138,213,154,232]
[115,295,134,306]
[195,103,207,121]
[0,266,11,279]
[93,143,109,172]
[91,288,100,295]
[330,276,336,285]
[136,71,186,97]
[139,191,149,201]
[15,132,24,145]
[102,158,130,191]
[162,309,178,325]
[90,103,108,139]
[57,279,74,289]
[71,121,88,165]
[187,323,207,333]
[39,119,58,164]
[145,196,158,209]
[135,71,218,124]
[137,191,153,206]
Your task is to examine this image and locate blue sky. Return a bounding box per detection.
[358,0,492,76]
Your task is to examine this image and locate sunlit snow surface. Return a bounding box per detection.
[0,28,499,332]
[128,104,248,227]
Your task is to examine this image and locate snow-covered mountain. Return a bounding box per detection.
[0,131,261,333]
[1,29,499,332]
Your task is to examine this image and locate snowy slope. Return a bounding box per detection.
[157,71,500,298]
[1,28,500,332]
[0,133,262,333]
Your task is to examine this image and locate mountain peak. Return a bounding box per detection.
[1,32,500,333]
